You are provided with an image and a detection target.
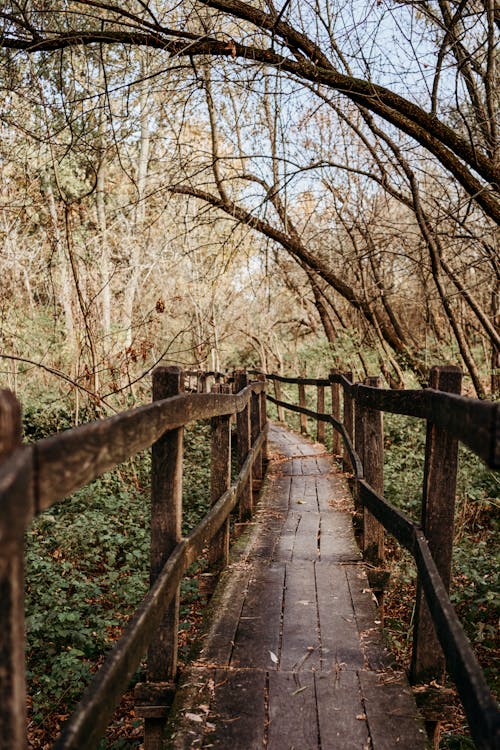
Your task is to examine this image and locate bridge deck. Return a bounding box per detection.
[166,424,427,749]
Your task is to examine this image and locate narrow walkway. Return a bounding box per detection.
[166,424,427,749]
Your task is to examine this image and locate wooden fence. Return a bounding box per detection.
[254,365,500,750]
[0,367,266,750]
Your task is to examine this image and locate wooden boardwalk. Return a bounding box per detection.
[166,424,427,749]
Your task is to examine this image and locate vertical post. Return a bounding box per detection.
[143,366,183,749]
[274,378,285,422]
[198,371,207,393]
[329,370,341,456]
[235,371,253,520]
[353,382,365,518]
[316,385,325,443]
[362,376,385,565]
[0,391,27,750]
[342,372,354,472]
[298,382,308,434]
[251,385,263,487]
[209,385,231,571]
[258,374,268,471]
[411,365,462,685]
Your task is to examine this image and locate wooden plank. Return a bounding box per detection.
[273,511,300,562]
[207,669,266,749]
[231,563,285,669]
[315,563,364,670]
[344,565,395,671]
[319,512,361,562]
[315,671,370,749]
[280,561,321,672]
[359,671,427,750]
[291,513,320,561]
[168,667,216,750]
[200,566,253,666]
[268,671,318,750]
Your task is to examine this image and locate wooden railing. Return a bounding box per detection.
[0,367,266,750]
[251,366,500,750]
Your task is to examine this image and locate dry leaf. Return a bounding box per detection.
[185,712,204,723]
[269,650,278,663]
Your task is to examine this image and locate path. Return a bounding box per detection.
[165,423,427,749]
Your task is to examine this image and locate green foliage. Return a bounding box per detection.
[24,406,212,741]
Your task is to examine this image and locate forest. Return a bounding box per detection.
[0,1,498,748]
[0,0,498,408]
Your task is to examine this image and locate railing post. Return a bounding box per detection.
[411,365,462,686]
[329,370,341,456]
[139,366,183,749]
[362,376,385,566]
[251,384,263,486]
[234,371,253,520]
[258,374,268,470]
[298,382,308,434]
[274,378,285,422]
[0,391,27,750]
[316,384,325,443]
[209,384,231,571]
[342,371,354,471]
[353,380,365,520]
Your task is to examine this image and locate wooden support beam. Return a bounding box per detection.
[411,365,462,688]
[251,387,263,485]
[330,370,341,456]
[342,372,354,472]
[298,383,308,434]
[274,378,285,422]
[362,376,385,566]
[316,385,325,443]
[145,367,184,750]
[234,371,253,520]
[209,384,232,571]
[0,391,28,750]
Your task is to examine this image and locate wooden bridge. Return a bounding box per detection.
[0,366,499,749]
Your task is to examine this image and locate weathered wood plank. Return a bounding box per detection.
[267,671,318,750]
[344,565,395,671]
[315,563,364,671]
[359,670,428,750]
[273,511,300,562]
[231,563,285,670]
[291,513,320,561]
[319,512,361,562]
[280,561,320,672]
[200,565,253,667]
[315,671,370,749]
[208,669,266,749]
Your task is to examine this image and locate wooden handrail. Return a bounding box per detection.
[258,367,500,750]
[0,370,268,750]
[251,370,499,469]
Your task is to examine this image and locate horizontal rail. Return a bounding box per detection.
[259,370,499,468]
[266,394,363,477]
[359,481,500,750]
[52,427,268,749]
[0,383,265,538]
